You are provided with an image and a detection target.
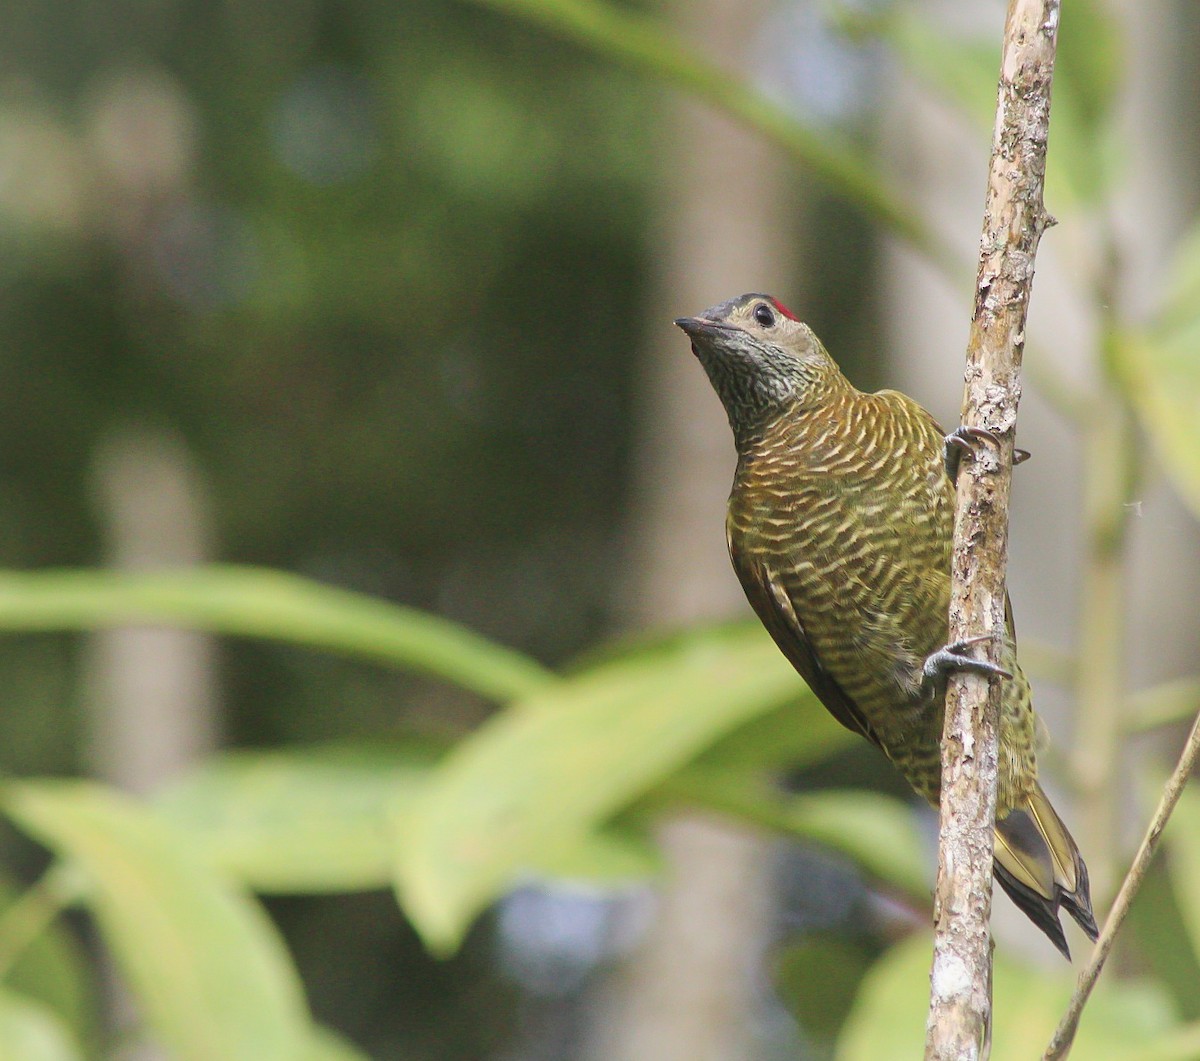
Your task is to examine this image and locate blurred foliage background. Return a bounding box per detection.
[2,0,1200,1058]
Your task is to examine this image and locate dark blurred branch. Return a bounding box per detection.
[927,3,1061,1059]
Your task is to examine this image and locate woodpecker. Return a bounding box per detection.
[677,292,1097,957]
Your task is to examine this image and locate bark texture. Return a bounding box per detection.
[925,3,1061,1058]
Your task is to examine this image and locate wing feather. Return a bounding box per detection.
[729,537,882,750]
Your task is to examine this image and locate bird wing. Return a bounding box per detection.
[730,544,884,751]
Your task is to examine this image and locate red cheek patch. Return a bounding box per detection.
[771,298,799,321]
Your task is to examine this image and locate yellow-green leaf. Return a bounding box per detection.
[653,770,922,900]
[0,566,552,702]
[304,1025,373,1061]
[524,826,660,886]
[155,742,445,893]
[156,742,657,896]
[5,782,312,1061]
[0,874,97,1050]
[396,624,821,953]
[775,937,874,1048]
[780,791,930,901]
[0,989,84,1061]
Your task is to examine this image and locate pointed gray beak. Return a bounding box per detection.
[674,316,732,339]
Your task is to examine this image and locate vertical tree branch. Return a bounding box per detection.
[924,3,1061,1059]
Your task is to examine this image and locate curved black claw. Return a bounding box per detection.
[944,426,998,482]
[922,634,1013,695]
[943,426,1028,482]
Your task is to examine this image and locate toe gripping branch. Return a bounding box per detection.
[943,425,1030,483]
[922,634,1013,696]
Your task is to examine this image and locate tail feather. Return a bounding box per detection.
[993,783,1098,959]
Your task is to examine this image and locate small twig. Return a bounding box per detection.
[925,3,1061,1059]
[1043,709,1200,1060]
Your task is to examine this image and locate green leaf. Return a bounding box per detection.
[156,742,657,896]
[838,934,1186,1060]
[0,874,97,1050]
[155,742,445,893]
[1118,329,1200,520]
[657,768,926,901]
[688,692,857,775]
[304,1025,373,1061]
[526,825,660,886]
[578,626,855,775]
[0,566,552,702]
[779,791,930,901]
[395,624,819,953]
[4,782,312,1061]
[1006,638,1077,690]
[0,989,84,1061]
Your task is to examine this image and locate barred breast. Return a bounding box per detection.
[729,386,1036,814]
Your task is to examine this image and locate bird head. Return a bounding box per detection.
[675,293,842,440]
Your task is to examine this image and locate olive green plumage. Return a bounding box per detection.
[677,292,1097,957]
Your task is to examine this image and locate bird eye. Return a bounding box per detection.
[753,303,776,327]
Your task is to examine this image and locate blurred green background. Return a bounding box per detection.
[2,0,1200,1058]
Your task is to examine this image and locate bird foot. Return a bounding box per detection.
[922,634,1013,694]
[943,426,1030,483]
